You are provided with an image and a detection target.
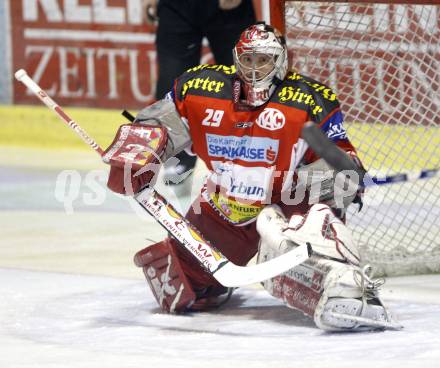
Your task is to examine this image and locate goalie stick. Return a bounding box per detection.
[14,70,104,156]
[14,68,311,287]
[301,121,368,185]
[302,121,439,188]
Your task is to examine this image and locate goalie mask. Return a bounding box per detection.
[233,23,288,107]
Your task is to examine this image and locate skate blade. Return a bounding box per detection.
[330,311,403,331]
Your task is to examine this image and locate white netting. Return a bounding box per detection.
[283,1,440,275]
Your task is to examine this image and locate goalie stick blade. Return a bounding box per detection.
[329,312,403,331]
[213,243,311,287]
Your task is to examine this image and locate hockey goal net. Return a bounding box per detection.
[268,0,440,276]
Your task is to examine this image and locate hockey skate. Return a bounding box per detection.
[189,286,234,312]
[319,265,402,331]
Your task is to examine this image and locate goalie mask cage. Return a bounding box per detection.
[267,0,440,276]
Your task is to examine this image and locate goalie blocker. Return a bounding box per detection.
[103,100,192,195]
[102,123,167,194]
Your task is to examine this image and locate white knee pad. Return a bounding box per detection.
[257,204,361,266]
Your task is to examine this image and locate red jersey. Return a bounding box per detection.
[171,64,356,225]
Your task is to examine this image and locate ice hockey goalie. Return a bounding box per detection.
[256,203,402,331]
[103,22,402,331]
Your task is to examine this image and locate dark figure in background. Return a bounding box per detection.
[143,0,256,184]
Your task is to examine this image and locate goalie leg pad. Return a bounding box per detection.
[257,203,361,266]
[259,253,400,331]
[284,203,361,266]
[134,239,196,313]
[134,238,234,313]
[258,253,330,319]
[257,204,400,331]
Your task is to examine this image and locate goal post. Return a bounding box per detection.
[266,0,440,276]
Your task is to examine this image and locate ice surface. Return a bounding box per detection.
[1,269,440,368]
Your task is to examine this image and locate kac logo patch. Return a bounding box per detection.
[322,111,347,141]
[256,108,286,131]
[326,120,347,140]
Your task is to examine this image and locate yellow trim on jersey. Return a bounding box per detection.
[208,192,263,224]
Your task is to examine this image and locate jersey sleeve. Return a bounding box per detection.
[170,74,190,121]
[169,64,234,119]
[303,90,358,165]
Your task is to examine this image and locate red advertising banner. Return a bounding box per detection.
[12,0,157,109]
[10,0,263,109]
